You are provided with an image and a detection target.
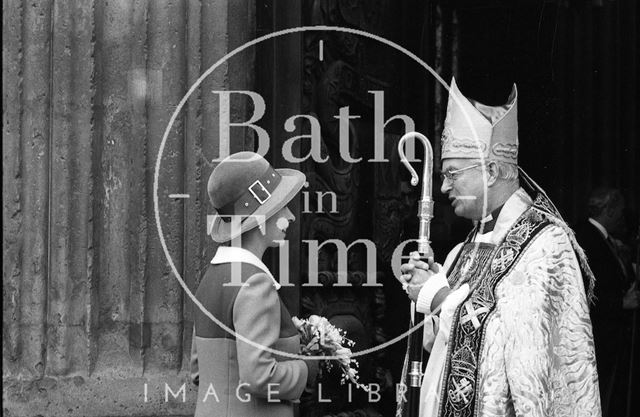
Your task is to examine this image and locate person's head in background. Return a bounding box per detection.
[588,187,625,238]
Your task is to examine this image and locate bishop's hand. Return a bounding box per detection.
[399,251,441,302]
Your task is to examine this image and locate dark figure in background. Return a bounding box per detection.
[575,187,639,417]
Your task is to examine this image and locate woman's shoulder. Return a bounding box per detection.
[195,262,270,308]
[200,261,266,285]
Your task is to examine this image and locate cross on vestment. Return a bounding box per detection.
[492,246,517,273]
[451,377,473,404]
[460,300,489,329]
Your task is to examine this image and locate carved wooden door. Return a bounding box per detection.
[256,1,456,415]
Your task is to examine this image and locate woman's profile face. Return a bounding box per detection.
[264,206,295,246]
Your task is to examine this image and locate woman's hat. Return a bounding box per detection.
[207,151,306,243]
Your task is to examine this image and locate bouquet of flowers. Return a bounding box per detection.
[292,315,368,392]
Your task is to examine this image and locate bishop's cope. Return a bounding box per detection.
[398,78,602,417]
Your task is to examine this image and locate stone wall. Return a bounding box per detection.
[2,0,255,415]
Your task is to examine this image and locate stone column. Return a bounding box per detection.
[2,0,255,415]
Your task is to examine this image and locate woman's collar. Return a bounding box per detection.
[211,246,281,290]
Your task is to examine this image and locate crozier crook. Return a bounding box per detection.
[398,131,434,259]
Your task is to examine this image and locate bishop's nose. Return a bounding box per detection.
[441,179,453,195]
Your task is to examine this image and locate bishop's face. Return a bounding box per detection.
[440,158,487,221]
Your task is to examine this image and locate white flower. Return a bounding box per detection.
[308,315,322,327]
[325,327,342,343]
[335,347,352,366]
[294,314,368,393]
[291,316,304,330]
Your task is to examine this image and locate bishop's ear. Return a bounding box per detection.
[486,161,500,187]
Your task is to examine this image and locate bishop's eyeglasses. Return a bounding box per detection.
[440,163,483,183]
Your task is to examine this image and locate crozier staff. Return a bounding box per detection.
[399,78,601,417]
[191,151,317,417]
[396,132,434,417]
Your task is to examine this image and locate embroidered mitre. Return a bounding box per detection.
[441,78,518,164]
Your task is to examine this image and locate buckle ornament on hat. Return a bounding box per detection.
[207,151,305,243]
[216,166,282,222]
[249,179,272,204]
